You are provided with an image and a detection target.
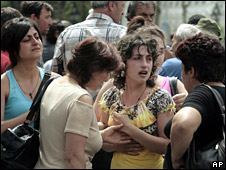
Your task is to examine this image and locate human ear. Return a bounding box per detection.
[108,1,115,11]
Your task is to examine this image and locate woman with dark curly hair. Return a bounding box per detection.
[164,33,225,169]
[35,36,130,169]
[98,32,175,169]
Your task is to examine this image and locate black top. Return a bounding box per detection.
[164,85,225,150]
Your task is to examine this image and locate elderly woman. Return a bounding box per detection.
[34,36,130,169]
[164,33,225,169]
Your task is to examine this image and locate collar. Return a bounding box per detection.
[86,13,114,23]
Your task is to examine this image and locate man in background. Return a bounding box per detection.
[51,1,126,76]
[126,1,155,23]
[21,1,53,67]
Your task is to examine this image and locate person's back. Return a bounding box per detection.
[35,80,102,169]
[51,1,127,75]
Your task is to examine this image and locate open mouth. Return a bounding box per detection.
[139,71,148,76]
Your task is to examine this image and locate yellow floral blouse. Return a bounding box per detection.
[99,86,175,169]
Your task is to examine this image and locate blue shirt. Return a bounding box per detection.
[4,67,45,127]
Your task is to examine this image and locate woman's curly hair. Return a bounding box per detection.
[176,33,225,83]
[113,33,159,89]
[67,36,120,88]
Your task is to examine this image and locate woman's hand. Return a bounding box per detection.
[101,124,131,144]
[111,112,132,133]
[114,139,144,156]
[173,93,187,111]
[172,157,185,169]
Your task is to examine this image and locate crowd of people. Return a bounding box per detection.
[1,1,225,169]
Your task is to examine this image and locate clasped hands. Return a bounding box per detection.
[173,93,187,111]
[102,112,144,155]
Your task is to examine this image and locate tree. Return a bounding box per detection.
[1,1,91,24]
[182,1,190,23]
[155,1,161,26]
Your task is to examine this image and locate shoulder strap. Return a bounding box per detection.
[202,84,225,115]
[202,84,225,139]
[24,70,51,123]
[33,75,61,130]
[169,77,178,96]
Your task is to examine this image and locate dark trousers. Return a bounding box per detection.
[92,149,113,169]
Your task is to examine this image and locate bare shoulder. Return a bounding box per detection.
[100,79,114,93]
[1,73,9,96]
[78,94,93,106]
[51,71,61,77]
[177,79,188,94]
[1,73,9,87]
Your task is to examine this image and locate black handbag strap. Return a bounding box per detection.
[202,84,225,115]
[169,76,178,96]
[33,75,60,130]
[202,84,225,139]
[25,70,51,123]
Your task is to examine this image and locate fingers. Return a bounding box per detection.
[172,93,186,101]
[111,124,123,130]
[125,151,140,156]
[124,144,144,155]
[173,93,186,111]
[118,139,131,144]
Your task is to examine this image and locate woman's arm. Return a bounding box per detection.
[171,107,201,169]
[50,71,61,77]
[65,132,86,169]
[1,74,28,134]
[102,141,144,156]
[112,110,174,154]
[93,79,114,121]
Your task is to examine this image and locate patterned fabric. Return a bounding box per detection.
[51,13,127,74]
[99,86,175,169]
[100,86,175,135]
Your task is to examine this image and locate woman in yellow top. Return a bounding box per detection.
[98,32,175,169]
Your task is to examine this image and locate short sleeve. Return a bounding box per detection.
[98,86,119,115]
[98,95,110,114]
[147,88,175,116]
[64,100,94,137]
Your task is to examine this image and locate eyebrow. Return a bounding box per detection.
[24,32,39,37]
[140,12,155,16]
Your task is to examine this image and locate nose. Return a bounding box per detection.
[49,18,53,25]
[32,37,40,45]
[141,58,148,67]
[146,16,153,23]
[170,45,174,54]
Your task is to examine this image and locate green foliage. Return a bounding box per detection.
[1,1,91,24]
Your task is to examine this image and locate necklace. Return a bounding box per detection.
[120,86,147,120]
[14,72,40,99]
[136,86,147,103]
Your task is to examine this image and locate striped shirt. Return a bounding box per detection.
[51,13,127,74]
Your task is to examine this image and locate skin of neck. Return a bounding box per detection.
[124,79,147,99]
[13,62,39,79]
[93,8,110,16]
